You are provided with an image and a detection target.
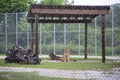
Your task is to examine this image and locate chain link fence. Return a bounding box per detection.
[0,4,120,80]
[0,5,120,56]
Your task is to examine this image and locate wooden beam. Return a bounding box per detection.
[85,22,88,59]
[101,15,106,63]
[31,9,109,15]
[30,21,34,51]
[30,4,110,10]
[35,14,39,57]
[28,19,92,23]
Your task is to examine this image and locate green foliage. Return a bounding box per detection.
[40,0,64,5]
[0,42,14,54]
[106,47,112,56]
[0,42,6,54]
[114,45,120,55]
[18,16,28,32]
[0,0,35,13]
[113,5,120,27]
[42,43,54,54]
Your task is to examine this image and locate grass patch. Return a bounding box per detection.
[0,59,120,70]
[38,62,120,70]
[0,54,5,56]
[0,72,79,80]
[70,57,112,61]
[39,57,113,61]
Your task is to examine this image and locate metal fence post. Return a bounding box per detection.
[78,23,81,55]
[112,5,114,56]
[27,23,29,49]
[16,13,18,46]
[64,23,66,47]
[39,23,42,55]
[5,13,8,51]
[53,23,56,54]
[94,18,97,56]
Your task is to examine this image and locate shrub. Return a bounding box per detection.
[106,47,112,56]
[114,45,120,55]
[0,42,14,54]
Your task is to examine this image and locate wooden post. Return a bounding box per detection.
[30,21,34,51]
[101,15,106,63]
[85,22,88,59]
[35,14,39,57]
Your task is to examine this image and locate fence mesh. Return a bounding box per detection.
[0,4,120,80]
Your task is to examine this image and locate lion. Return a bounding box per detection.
[63,47,70,62]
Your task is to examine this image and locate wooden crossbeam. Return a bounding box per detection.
[28,19,91,23]
[31,9,109,15]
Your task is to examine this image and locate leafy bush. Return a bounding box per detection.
[0,42,14,54]
[114,45,120,55]
[0,42,6,54]
[106,47,112,56]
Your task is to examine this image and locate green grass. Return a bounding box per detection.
[0,72,79,80]
[0,54,5,56]
[39,57,113,61]
[0,59,120,70]
[70,57,112,61]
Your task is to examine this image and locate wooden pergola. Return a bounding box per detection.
[27,4,110,63]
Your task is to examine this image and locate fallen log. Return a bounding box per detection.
[5,45,41,64]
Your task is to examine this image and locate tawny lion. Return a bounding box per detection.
[63,47,70,62]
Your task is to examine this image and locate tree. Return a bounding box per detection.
[40,0,64,5]
[0,0,36,13]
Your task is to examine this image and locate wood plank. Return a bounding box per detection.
[31,9,109,15]
[85,22,88,59]
[101,15,106,63]
[28,19,91,23]
[30,22,34,51]
[35,14,39,57]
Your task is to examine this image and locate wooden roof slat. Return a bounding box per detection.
[30,4,110,10]
[31,9,109,15]
[27,4,110,23]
